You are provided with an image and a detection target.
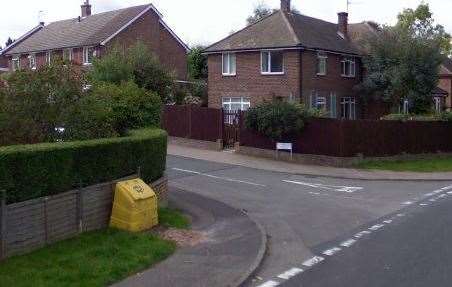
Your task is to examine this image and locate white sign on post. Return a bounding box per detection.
[276,142,293,159]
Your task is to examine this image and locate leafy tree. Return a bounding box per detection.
[359,3,451,114]
[5,37,13,47]
[247,3,275,25]
[89,48,133,85]
[188,46,207,80]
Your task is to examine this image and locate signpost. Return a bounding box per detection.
[276,142,293,160]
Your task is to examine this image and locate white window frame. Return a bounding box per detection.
[317,52,327,76]
[222,97,251,112]
[222,53,236,76]
[316,96,327,111]
[434,97,442,113]
[46,51,52,65]
[402,98,409,114]
[261,50,284,75]
[341,57,356,78]
[12,56,20,71]
[340,97,356,120]
[28,54,36,70]
[63,48,73,62]
[83,46,95,65]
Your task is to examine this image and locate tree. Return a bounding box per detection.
[359,3,451,114]
[5,37,13,47]
[187,46,207,80]
[247,3,275,25]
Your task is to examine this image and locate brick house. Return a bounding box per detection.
[0,1,188,80]
[438,58,452,111]
[204,0,375,119]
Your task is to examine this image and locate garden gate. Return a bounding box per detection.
[223,110,241,149]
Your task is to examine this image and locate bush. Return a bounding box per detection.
[440,111,452,122]
[0,128,167,204]
[381,113,452,122]
[89,81,162,135]
[245,101,310,141]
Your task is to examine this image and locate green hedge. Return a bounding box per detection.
[0,129,167,204]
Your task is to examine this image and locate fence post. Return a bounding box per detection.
[218,108,224,149]
[187,105,193,139]
[0,190,6,260]
[76,181,84,234]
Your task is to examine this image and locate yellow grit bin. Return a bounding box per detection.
[110,178,158,232]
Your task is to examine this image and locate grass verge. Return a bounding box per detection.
[0,229,175,287]
[158,207,190,229]
[355,157,452,172]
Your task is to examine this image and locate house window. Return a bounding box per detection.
[83,47,95,65]
[341,57,356,77]
[261,51,284,74]
[309,91,337,118]
[28,54,36,70]
[434,97,442,113]
[46,51,52,65]
[341,97,356,120]
[222,97,251,112]
[63,49,73,62]
[317,52,327,75]
[222,53,236,76]
[316,96,327,111]
[12,56,20,71]
[402,98,409,114]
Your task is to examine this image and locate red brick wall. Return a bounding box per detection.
[208,50,301,108]
[159,22,188,80]
[438,77,452,110]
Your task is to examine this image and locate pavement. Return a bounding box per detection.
[166,153,452,287]
[113,188,266,287]
[168,143,452,181]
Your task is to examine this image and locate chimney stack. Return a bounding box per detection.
[81,0,92,18]
[281,0,291,13]
[338,12,349,37]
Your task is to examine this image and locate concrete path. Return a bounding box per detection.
[113,188,266,287]
[168,144,452,181]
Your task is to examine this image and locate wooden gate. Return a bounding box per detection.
[223,110,241,149]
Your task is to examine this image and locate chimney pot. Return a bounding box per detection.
[281,0,291,13]
[81,0,92,18]
[338,12,349,37]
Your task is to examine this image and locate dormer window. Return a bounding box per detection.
[317,52,327,76]
[28,54,36,70]
[261,51,284,75]
[341,57,356,77]
[12,56,20,71]
[83,47,95,65]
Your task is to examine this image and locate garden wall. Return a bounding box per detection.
[0,176,168,260]
[240,118,452,157]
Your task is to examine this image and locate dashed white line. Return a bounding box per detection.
[402,201,413,205]
[354,230,372,238]
[257,280,280,287]
[282,180,363,193]
[397,213,405,217]
[277,267,304,280]
[420,203,429,206]
[340,239,357,248]
[172,168,266,187]
[383,220,393,224]
[369,224,385,231]
[447,191,452,195]
[322,247,342,256]
[302,256,325,267]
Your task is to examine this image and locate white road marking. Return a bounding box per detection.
[440,185,452,191]
[397,213,405,217]
[447,191,452,195]
[340,239,357,248]
[302,256,325,267]
[438,194,447,198]
[383,220,393,224]
[283,180,363,193]
[309,192,321,195]
[429,198,437,202]
[257,280,280,287]
[420,203,429,206]
[277,267,304,280]
[425,192,435,197]
[322,247,342,256]
[402,201,413,205]
[354,231,371,238]
[369,224,385,231]
[172,168,266,187]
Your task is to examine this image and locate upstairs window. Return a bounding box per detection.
[83,47,95,65]
[28,54,36,70]
[63,49,73,62]
[222,53,236,76]
[341,57,356,77]
[317,52,327,75]
[12,56,20,71]
[261,51,284,74]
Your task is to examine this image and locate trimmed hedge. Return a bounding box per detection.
[0,129,167,204]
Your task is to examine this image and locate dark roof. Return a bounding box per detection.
[432,87,448,97]
[204,10,361,55]
[5,4,154,55]
[442,57,452,73]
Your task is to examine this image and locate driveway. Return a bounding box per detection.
[166,154,452,286]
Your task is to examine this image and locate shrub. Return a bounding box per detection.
[440,111,452,122]
[0,128,167,204]
[245,101,310,141]
[89,81,162,135]
[89,48,133,85]
[381,113,452,122]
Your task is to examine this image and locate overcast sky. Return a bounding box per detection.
[1,0,451,48]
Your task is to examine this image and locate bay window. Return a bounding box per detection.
[222,53,236,76]
[341,57,356,77]
[261,51,284,74]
